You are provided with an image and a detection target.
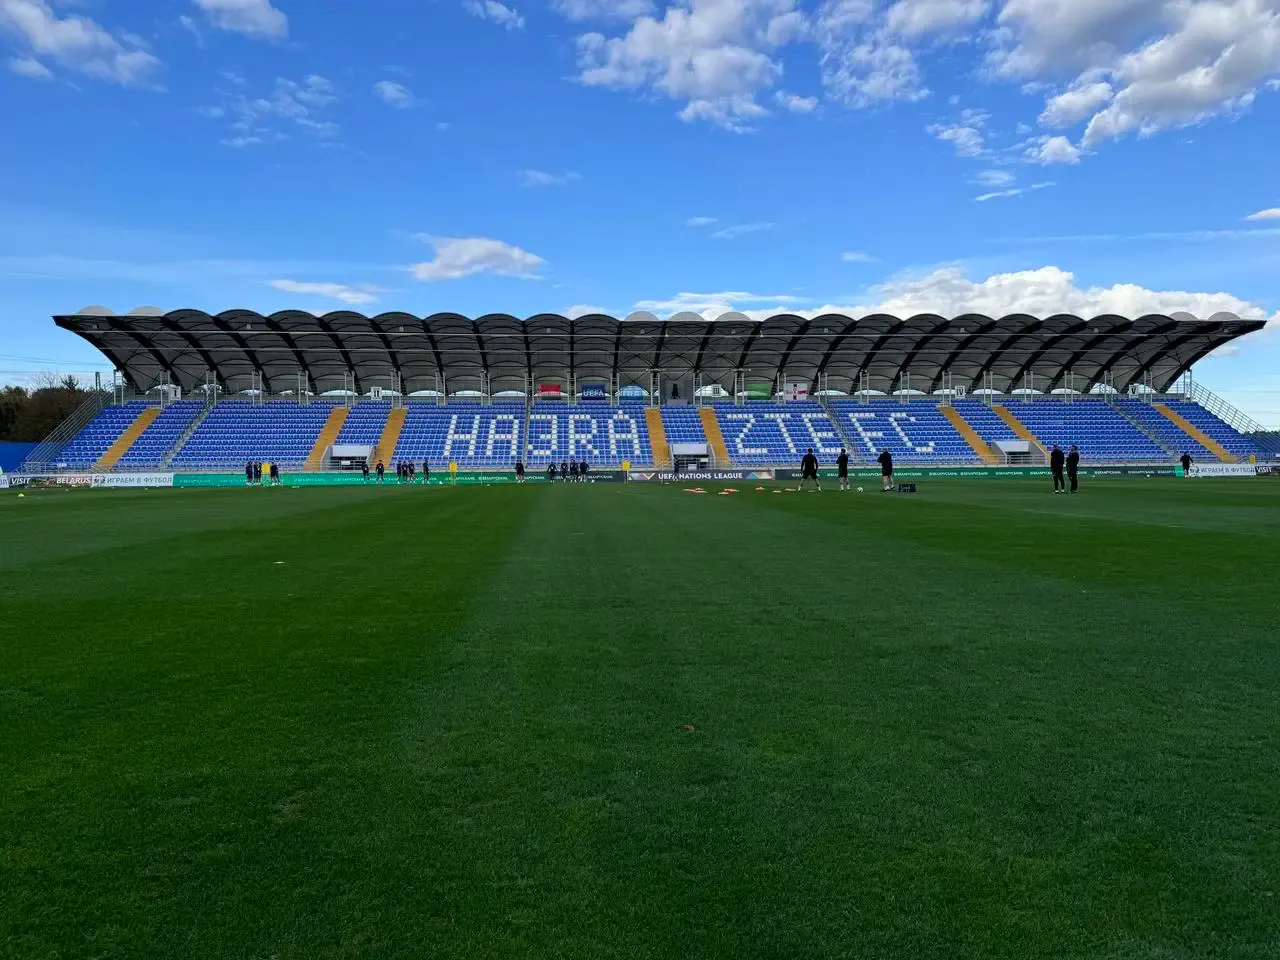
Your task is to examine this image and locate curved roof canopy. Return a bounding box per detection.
[54,309,1264,396]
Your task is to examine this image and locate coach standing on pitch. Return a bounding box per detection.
[1050,444,1066,493]
[878,448,893,491]
[1066,444,1080,493]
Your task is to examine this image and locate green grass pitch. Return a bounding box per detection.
[2,479,1278,959]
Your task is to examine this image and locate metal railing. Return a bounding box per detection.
[159,398,219,469]
[18,389,115,472]
[1183,381,1264,435]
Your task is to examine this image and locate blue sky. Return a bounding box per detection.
[1,0,1279,423]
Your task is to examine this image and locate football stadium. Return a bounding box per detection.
[4,308,1280,958]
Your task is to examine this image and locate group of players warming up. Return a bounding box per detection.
[799,443,1094,494]
[546,459,591,482]
[796,447,895,492]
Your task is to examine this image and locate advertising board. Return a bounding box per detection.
[628,470,775,482]
[1187,463,1258,478]
[92,473,174,488]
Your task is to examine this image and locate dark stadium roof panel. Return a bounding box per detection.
[54,310,1266,396]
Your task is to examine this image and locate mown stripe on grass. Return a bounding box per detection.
[0,486,537,960]
[381,484,1280,959]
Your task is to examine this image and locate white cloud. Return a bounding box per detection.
[270,280,382,305]
[928,120,984,156]
[710,221,776,239]
[686,216,719,226]
[1024,134,1081,164]
[683,266,1279,330]
[1246,208,1280,221]
[518,169,582,187]
[555,0,653,20]
[817,0,982,109]
[974,180,1054,201]
[634,290,808,315]
[8,54,50,78]
[573,0,807,131]
[465,0,525,30]
[628,271,1279,351]
[222,135,264,148]
[828,265,1279,324]
[374,80,414,108]
[564,303,614,317]
[818,26,928,109]
[775,90,818,112]
[216,75,340,145]
[841,250,877,262]
[972,168,1015,187]
[409,236,545,281]
[927,109,989,156]
[994,225,1280,243]
[990,0,1280,149]
[885,0,986,36]
[0,0,161,86]
[193,0,287,39]
[1039,79,1113,127]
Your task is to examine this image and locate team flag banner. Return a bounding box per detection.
[537,383,562,398]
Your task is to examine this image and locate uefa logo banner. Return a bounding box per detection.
[629,470,775,482]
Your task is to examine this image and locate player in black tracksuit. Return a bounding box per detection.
[1180,452,1192,477]
[1066,445,1080,493]
[1050,444,1066,493]
[836,448,850,491]
[878,449,893,491]
[798,448,821,491]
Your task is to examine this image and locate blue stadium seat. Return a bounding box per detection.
[50,402,154,469]
[712,401,845,467]
[336,401,390,446]
[951,398,1019,447]
[829,400,979,464]
[1115,399,1214,460]
[115,401,206,469]
[1002,399,1167,462]
[392,401,529,468]
[524,401,652,468]
[59,394,1262,473]
[1163,400,1258,459]
[170,400,337,470]
[660,407,707,446]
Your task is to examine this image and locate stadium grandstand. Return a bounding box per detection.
[16,307,1274,475]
